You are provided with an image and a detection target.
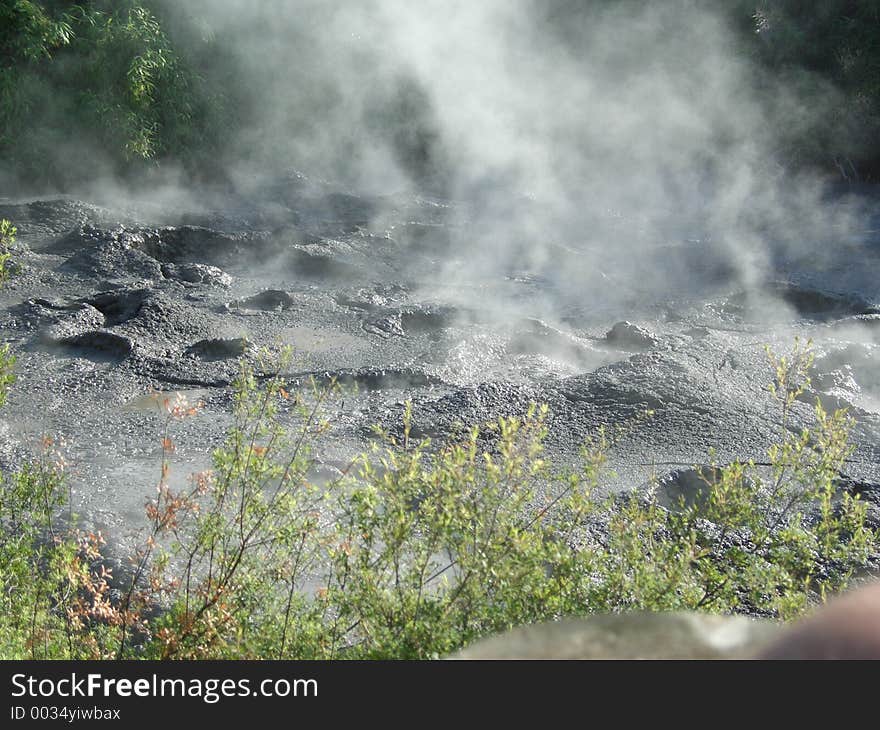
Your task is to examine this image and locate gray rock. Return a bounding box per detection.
[161,262,232,287]
[452,613,779,659]
[363,313,405,338]
[604,321,658,350]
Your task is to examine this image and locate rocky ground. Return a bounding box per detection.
[0,176,879,553]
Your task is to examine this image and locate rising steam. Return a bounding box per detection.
[39,1,867,325]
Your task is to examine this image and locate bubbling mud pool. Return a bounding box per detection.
[0,183,879,559]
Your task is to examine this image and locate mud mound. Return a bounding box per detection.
[136,226,269,267]
[160,262,232,287]
[400,305,458,336]
[186,337,252,361]
[57,227,163,281]
[406,380,546,440]
[334,284,409,313]
[604,321,658,350]
[234,289,295,311]
[48,225,130,255]
[12,290,204,351]
[50,224,274,274]
[85,290,150,326]
[120,291,219,344]
[287,249,359,279]
[560,363,667,413]
[0,200,122,244]
[55,331,134,361]
[363,312,404,338]
[361,304,459,339]
[302,192,377,230]
[14,298,104,340]
[509,318,594,361]
[59,289,220,348]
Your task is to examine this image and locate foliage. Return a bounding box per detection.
[586,339,874,619]
[0,218,15,282]
[0,237,874,660]
[4,2,880,185]
[129,364,334,660]
[0,441,117,659]
[0,220,15,405]
[0,1,73,63]
[0,1,226,187]
[729,0,880,177]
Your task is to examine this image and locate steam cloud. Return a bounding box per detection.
[111,2,880,318]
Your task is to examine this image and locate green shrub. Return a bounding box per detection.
[128,341,877,658]
[5,2,880,185]
[0,1,72,63]
[0,445,109,659]
[585,339,874,619]
[0,218,14,283]
[0,340,876,659]
[0,2,225,186]
[0,220,16,404]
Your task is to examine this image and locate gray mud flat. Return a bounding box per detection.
[1,181,879,552]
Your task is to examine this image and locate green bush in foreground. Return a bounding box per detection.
[0,336,875,659]
[0,218,15,282]
[0,220,16,403]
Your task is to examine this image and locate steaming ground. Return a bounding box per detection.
[0,178,879,550]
